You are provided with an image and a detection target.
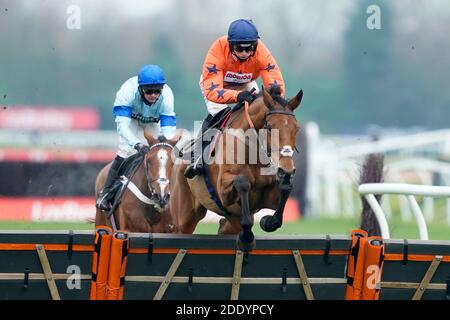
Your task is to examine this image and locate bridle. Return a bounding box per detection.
[259,106,298,190]
[143,142,174,208]
[108,141,175,231]
[262,109,299,158]
[228,101,298,168]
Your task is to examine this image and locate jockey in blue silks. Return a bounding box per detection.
[96,64,177,212]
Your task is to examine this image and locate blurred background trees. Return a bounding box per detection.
[1,0,449,133]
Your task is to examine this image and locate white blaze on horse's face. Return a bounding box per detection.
[266,120,298,174]
[157,149,169,197]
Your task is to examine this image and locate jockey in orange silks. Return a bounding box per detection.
[184,19,285,179]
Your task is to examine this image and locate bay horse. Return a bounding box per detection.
[95,130,185,232]
[170,86,303,251]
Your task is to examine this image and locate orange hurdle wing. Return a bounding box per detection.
[361,237,385,300]
[345,229,368,300]
[107,232,129,300]
[90,226,113,300]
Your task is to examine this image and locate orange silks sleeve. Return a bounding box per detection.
[256,40,285,96]
[201,36,240,104]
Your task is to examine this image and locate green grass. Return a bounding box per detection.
[0,221,94,231]
[0,217,448,240]
[194,217,360,236]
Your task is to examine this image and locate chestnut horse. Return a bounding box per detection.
[170,87,303,251]
[95,130,185,232]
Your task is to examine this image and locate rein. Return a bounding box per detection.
[244,101,254,129]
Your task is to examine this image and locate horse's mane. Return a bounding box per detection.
[254,86,288,107]
[157,135,167,142]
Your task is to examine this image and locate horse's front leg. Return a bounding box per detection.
[233,175,255,252]
[260,168,294,232]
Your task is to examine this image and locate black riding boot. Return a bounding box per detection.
[96,155,124,211]
[184,139,205,179]
[184,114,213,179]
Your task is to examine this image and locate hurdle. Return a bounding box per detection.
[0,229,449,300]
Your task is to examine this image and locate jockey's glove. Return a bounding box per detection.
[237,90,254,104]
[134,143,150,154]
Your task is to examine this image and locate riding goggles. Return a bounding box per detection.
[233,43,256,53]
[142,88,162,95]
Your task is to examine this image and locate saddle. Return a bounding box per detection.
[207,106,234,131]
[107,152,145,213]
[178,106,235,161]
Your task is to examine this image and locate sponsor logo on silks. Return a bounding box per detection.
[223,71,253,84]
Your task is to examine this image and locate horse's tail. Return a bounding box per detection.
[85,217,95,224]
[359,153,385,236]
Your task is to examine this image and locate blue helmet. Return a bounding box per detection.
[227,19,260,44]
[138,65,166,86]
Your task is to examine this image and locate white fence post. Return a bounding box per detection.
[305,122,321,217]
[358,183,450,240]
[447,198,450,226]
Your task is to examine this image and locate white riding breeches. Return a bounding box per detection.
[117,121,160,158]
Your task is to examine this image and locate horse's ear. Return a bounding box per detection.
[288,90,303,111]
[167,130,183,146]
[261,85,275,110]
[144,130,158,146]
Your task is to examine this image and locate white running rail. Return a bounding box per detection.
[358,183,450,240]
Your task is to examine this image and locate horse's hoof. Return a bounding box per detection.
[260,215,282,232]
[219,218,226,228]
[236,234,255,253]
[218,218,227,233]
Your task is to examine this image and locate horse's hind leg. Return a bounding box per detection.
[178,205,206,234]
[218,217,241,234]
[94,164,110,228]
[233,175,255,252]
